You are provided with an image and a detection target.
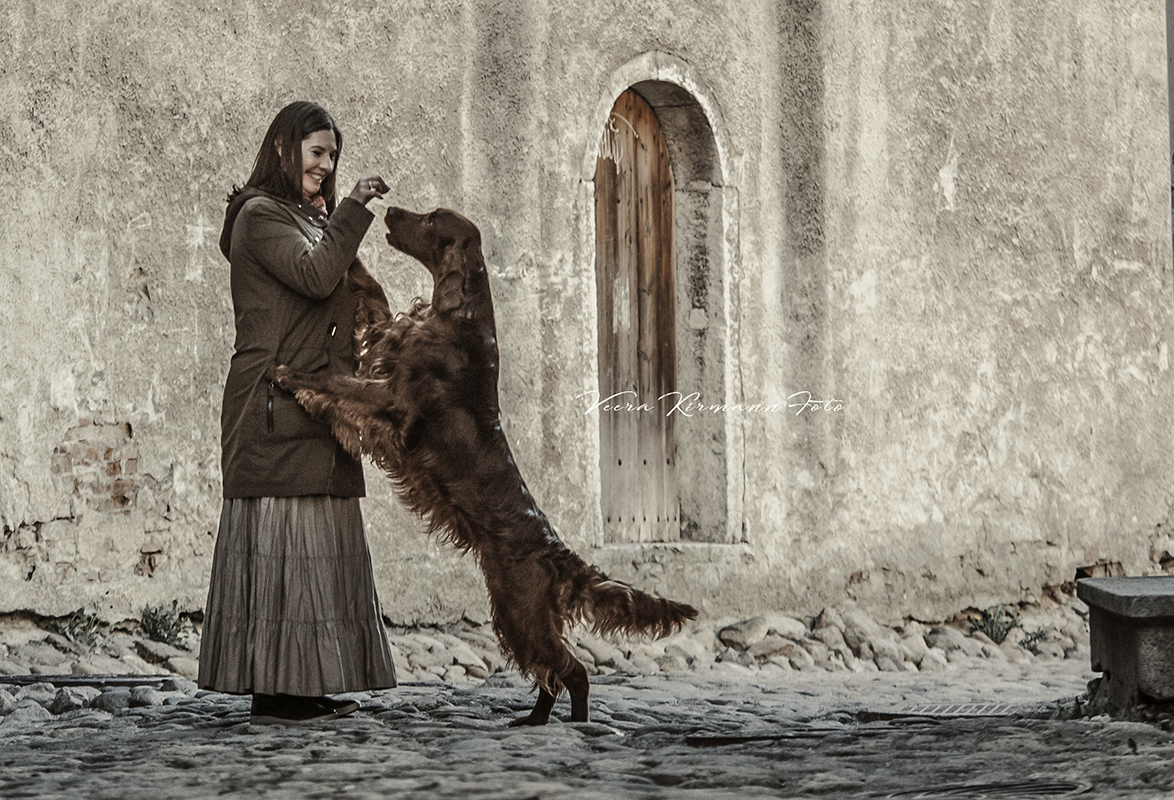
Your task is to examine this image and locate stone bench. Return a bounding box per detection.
[1076,576,1174,710]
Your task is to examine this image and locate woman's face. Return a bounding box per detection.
[300,128,338,200]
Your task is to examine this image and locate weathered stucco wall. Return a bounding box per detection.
[816,0,1174,619]
[0,0,1171,625]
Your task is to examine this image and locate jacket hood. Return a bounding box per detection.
[219,187,270,260]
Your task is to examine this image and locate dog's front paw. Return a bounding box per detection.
[274,365,298,390]
[507,713,551,727]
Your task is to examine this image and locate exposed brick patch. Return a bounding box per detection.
[51,421,140,513]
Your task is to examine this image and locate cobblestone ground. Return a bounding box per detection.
[3,659,1173,799]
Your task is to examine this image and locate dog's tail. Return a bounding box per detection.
[579,570,698,640]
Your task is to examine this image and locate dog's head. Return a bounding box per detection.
[385,207,485,314]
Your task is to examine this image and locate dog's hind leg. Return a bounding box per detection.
[489,566,591,726]
[562,659,590,723]
[508,686,558,727]
[507,646,591,726]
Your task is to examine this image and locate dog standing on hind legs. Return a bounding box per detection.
[276,206,698,725]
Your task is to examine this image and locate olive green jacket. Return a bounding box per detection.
[219,190,371,498]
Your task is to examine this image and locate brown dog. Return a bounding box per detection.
[276,207,698,725]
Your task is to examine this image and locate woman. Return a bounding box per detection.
[197,101,397,725]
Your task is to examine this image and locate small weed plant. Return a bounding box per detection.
[47,607,104,648]
[140,600,194,650]
[969,604,1020,645]
[1020,628,1049,654]
[970,604,1050,652]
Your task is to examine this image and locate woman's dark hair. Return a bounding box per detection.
[231,101,342,212]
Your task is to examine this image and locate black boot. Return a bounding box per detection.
[250,693,337,726]
[315,695,361,718]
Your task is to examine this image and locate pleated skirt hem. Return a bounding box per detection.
[197,496,397,696]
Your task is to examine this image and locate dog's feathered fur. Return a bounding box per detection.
[276,207,697,725]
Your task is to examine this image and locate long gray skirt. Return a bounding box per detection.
[197,496,397,696]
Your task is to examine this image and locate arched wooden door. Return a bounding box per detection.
[594,89,678,543]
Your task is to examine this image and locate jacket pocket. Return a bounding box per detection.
[267,386,333,441]
[266,381,275,433]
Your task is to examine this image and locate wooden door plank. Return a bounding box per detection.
[655,115,679,540]
[594,148,618,533]
[616,90,640,538]
[634,94,658,543]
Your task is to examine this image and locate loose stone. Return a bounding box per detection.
[16,682,57,705]
[90,688,133,713]
[135,639,190,665]
[9,641,71,669]
[441,665,468,683]
[576,634,625,668]
[0,588,1100,713]
[811,625,850,657]
[655,655,688,672]
[901,634,930,665]
[784,643,817,671]
[1034,641,1066,660]
[716,647,740,664]
[159,677,199,695]
[434,632,491,674]
[573,645,600,675]
[629,656,661,675]
[841,607,886,638]
[629,642,668,661]
[49,686,101,715]
[0,658,27,675]
[72,654,138,675]
[813,608,846,631]
[663,639,705,665]
[1000,642,1030,664]
[871,638,904,665]
[718,617,769,650]
[0,703,52,727]
[958,637,986,658]
[970,630,997,647]
[981,644,1008,661]
[926,626,969,652]
[44,633,84,655]
[747,635,794,662]
[945,647,970,664]
[801,639,833,668]
[130,687,164,707]
[842,626,869,656]
[919,648,949,672]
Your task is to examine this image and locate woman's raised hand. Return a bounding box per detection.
[348,176,390,205]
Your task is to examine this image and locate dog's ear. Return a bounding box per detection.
[462,238,487,282]
[432,244,466,314]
